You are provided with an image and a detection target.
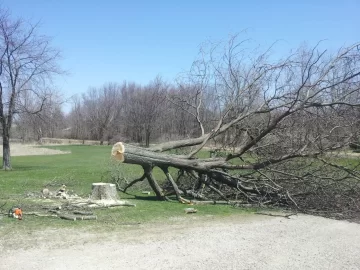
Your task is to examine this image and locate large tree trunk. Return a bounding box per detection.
[2,128,11,170]
[113,143,226,171]
[111,142,265,204]
[111,138,360,214]
[145,129,150,148]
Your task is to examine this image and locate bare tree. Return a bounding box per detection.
[67,95,87,141]
[142,77,167,147]
[0,10,62,170]
[81,83,121,144]
[113,36,360,218]
[120,78,167,147]
[15,93,65,141]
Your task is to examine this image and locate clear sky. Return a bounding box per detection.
[2,0,359,107]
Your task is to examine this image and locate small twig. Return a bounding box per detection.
[207,184,229,201]
[24,212,58,217]
[0,202,7,210]
[73,210,94,215]
[255,212,297,219]
[286,190,300,209]
[117,222,141,226]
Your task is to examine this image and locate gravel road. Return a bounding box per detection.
[1,214,360,270]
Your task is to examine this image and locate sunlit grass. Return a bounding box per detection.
[0,145,255,234]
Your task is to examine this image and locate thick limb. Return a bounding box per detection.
[143,165,165,200]
[162,166,191,204]
[121,173,146,193]
[207,183,229,201]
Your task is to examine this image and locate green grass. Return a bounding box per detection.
[0,145,254,234]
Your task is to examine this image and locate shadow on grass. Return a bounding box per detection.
[132,196,160,201]
[122,194,180,202]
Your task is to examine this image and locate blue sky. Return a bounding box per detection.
[2,0,359,108]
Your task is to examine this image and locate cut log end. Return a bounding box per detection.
[111,142,125,162]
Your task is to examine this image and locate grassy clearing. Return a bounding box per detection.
[0,145,254,235]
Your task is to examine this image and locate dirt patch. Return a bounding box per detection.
[1,214,360,269]
[0,144,70,157]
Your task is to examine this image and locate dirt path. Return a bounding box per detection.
[1,214,360,270]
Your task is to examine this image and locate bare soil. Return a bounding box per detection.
[0,144,70,156]
[1,214,360,270]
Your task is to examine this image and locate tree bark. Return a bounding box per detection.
[111,142,261,202]
[145,130,150,148]
[91,183,119,200]
[143,165,165,200]
[2,128,11,170]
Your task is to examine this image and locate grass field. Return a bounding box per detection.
[0,145,252,234]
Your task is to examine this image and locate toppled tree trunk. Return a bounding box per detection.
[111,139,360,220]
[110,40,360,220]
[111,142,280,204]
[91,183,119,200]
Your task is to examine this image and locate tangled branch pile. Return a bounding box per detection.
[112,36,360,220]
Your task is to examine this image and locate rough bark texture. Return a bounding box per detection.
[91,183,119,200]
[112,142,279,204]
[2,129,11,170]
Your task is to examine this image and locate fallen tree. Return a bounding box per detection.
[111,36,360,219]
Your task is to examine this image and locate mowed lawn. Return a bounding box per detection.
[0,145,248,233]
[0,145,133,197]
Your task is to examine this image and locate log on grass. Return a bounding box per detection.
[58,213,77,221]
[190,200,233,205]
[75,215,97,220]
[111,142,248,192]
[73,210,94,215]
[111,142,226,171]
[58,213,97,221]
[87,201,136,208]
[111,142,243,202]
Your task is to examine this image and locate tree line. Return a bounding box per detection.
[11,77,219,147]
[65,77,217,146]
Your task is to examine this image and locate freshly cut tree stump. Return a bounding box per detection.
[91,183,119,200]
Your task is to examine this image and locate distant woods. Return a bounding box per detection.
[65,77,215,146]
[15,76,217,147]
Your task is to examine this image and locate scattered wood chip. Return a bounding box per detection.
[58,213,97,221]
[184,208,197,214]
